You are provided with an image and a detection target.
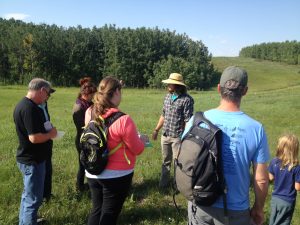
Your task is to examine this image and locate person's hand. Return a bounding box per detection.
[48,127,58,139]
[152,130,159,140]
[250,206,264,225]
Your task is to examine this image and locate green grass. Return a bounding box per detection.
[212,57,300,92]
[1,57,300,224]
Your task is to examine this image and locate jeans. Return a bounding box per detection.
[269,196,295,225]
[18,161,46,225]
[87,173,133,225]
[159,135,181,188]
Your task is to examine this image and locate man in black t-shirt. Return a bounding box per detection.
[13,78,57,225]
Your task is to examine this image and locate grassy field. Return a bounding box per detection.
[0,57,300,224]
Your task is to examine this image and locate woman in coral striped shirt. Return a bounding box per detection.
[85,76,148,225]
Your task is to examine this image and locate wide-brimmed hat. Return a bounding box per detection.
[162,73,186,86]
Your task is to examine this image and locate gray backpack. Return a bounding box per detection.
[174,112,226,206]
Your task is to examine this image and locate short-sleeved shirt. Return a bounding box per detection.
[268,157,300,203]
[183,109,270,210]
[162,93,194,138]
[13,97,52,164]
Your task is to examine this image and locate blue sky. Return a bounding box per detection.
[1,0,299,56]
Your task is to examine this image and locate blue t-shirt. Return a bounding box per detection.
[268,157,300,203]
[183,109,270,210]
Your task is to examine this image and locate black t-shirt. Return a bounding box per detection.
[13,97,53,164]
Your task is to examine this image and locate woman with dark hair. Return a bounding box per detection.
[72,77,97,191]
[84,76,148,225]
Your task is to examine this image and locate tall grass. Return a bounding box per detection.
[1,58,300,224]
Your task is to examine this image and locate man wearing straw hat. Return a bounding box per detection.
[152,73,194,189]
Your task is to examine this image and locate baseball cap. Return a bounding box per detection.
[220,66,248,88]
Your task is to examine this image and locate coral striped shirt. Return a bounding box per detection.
[85,107,144,171]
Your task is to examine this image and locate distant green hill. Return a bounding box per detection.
[212,57,300,92]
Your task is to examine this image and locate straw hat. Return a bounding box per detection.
[162,73,186,86]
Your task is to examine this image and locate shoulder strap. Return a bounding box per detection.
[105,111,126,128]
[193,111,204,127]
[193,111,220,134]
[103,111,126,157]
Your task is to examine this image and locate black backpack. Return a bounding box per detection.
[79,111,125,175]
[174,111,226,206]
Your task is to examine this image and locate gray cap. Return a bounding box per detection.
[220,66,248,88]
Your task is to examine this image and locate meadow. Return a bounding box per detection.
[0,57,300,224]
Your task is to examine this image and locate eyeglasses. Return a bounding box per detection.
[43,88,51,97]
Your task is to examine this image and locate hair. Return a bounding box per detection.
[173,84,187,95]
[28,78,52,91]
[276,134,299,171]
[220,80,246,103]
[92,76,122,118]
[77,77,97,98]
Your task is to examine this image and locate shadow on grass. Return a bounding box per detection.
[119,177,188,225]
[120,204,187,225]
[130,176,178,200]
[40,178,188,225]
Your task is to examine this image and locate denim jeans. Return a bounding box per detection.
[18,161,46,225]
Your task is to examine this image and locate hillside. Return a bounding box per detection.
[212,57,300,92]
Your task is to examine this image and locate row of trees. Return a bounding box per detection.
[239,41,300,65]
[0,18,220,89]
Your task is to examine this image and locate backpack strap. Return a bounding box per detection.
[194,112,228,224]
[105,111,126,127]
[101,111,128,161]
[193,111,220,134]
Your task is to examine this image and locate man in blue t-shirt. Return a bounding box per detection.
[186,66,270,225]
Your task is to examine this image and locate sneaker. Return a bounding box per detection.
[37,217,46,224]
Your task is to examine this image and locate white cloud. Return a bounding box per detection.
[3,13,30,21]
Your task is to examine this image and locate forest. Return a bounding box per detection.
[239,41,300,65]
[0,18,220,89]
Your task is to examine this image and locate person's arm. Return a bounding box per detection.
[295,182,300,191]
[29,127,57,143]
[119,115,145,155]
[183,96,194,122]
[250,163,269,225]
[72,103,85,130]
[152,115,164,140]
[268,172,274,182]
[84,107,92,125]
[295,167,300,191]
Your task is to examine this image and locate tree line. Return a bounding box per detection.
[0,18,220,89]
[239,41,300,65]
